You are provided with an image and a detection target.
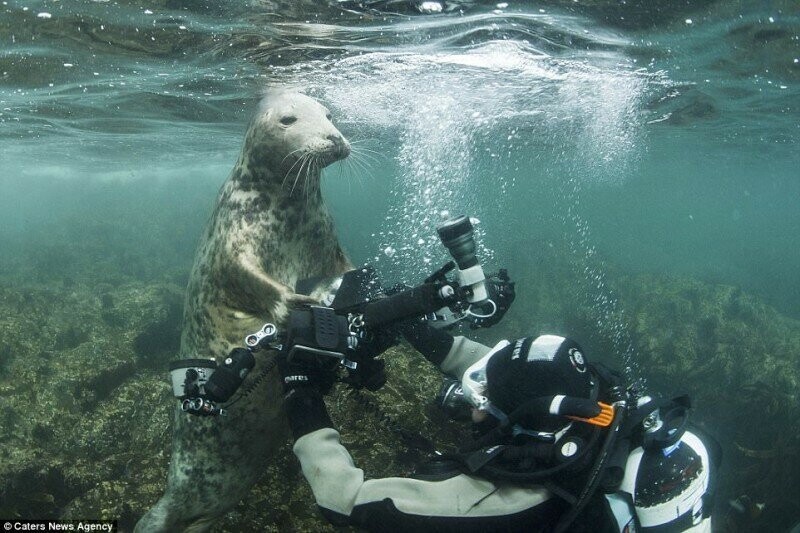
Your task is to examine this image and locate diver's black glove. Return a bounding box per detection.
[343,357,387,391]
[341,326,395,391]
[277,353,335,440]
[277,351,337,396]
[469,269,516,329]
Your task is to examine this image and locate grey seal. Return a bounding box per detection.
[136,91,352,532]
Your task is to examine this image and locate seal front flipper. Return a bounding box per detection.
[296,275,345,305]
[229,251,302,321]
[287,292,320,309]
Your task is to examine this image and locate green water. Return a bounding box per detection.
[1,0,799,529]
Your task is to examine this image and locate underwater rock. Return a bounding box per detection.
[0,464,79,520]
[666,90,719,125]
[646,88,720,126]
[616,275,800,401]
[0,281,175,524]
[2,265,799,530]
[100,310,126,328]
[132,289,184,368]
[723,18,800,81]
[73,361,138,407]
[54,326,90,351]
[99,292,115,310]
[0,343,11,376]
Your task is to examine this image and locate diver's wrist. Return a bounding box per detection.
[285,386,334,440]
[399,320,454,367]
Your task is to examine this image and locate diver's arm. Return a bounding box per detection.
[286,387,555,529]
[293,426,557,530]
[399,320,455,366]
[400,321,492,379]
[285,328,554,529]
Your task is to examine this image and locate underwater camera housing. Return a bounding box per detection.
[436,216,488,305]
[327,215,510,331]
[169,348,256,416]
[280,216,513,372]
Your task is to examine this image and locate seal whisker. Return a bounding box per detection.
[354,153,377,171]
[285,153,305,192]
[283,150,311,188]
[305,154,320,200]
[353,158,370,182]
[291,153,312,196]
[280,147,306,166]
[303,156,314,207]
[305,155,321,204]
[340,160,353,196]
[350,148,380,167]
[352,146,383,156]
[348,152,373,176]
[282,149,311,190]
[345,158,371,196]
[342,159,365,194]
[289,153,310,195]
[302,155,311,203]
[340,159,356,183]
[348,159,369,181]
[349,139,386,162]
[348,153,372,174]
[350,144,384,157]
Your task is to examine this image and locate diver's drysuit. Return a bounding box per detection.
[286,331,717,533]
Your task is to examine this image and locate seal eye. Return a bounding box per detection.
[326,113,332,121]
[280,116,297,126]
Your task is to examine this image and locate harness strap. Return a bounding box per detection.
[553,400,626,533]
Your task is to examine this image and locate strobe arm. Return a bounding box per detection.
[360,282,455,328]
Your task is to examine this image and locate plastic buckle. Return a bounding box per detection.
[568,402,615,427]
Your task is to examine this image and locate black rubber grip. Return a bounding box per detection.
[398,321,454,367]
[312,306,340,349]
[362,283,443,328]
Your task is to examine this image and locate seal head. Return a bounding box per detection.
[244,91,351,193]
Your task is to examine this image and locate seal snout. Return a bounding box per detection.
[327,134,351,159]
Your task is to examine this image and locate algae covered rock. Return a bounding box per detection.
[0,281,179,529]
[618,274,799,410]
[2,268,799,531]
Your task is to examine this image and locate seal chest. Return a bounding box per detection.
[136,91,352,533]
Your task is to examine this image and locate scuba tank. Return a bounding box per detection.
[611,396,717,532]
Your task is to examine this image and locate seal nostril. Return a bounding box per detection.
[326,135,349,156]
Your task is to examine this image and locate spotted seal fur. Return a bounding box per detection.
[136,91,352,532]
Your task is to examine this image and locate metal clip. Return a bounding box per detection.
[341,358,358,370]
[348,314,365,334]
[245,323,278,349]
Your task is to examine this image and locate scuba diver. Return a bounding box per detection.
[279,320,719,532]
